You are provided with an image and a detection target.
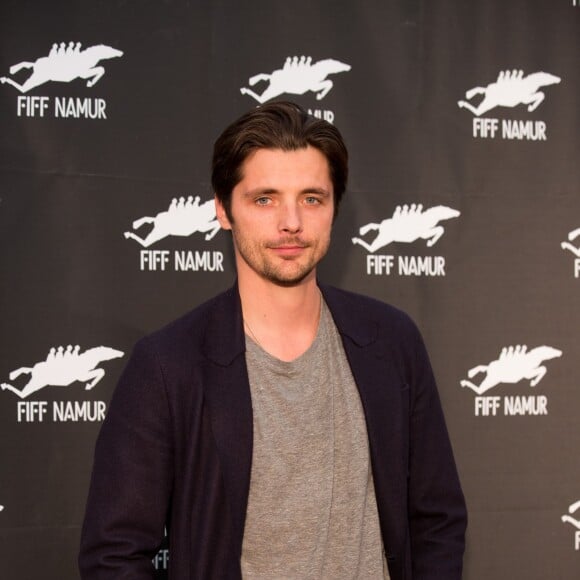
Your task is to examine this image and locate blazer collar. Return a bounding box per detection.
[201,282,380,364]
[319,283,378,348]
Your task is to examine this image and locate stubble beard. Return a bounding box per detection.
[232,231,330,288]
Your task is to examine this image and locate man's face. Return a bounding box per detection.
[215,146,334,287]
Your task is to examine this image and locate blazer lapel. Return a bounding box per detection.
[201,284,253,553]
[321,285,409,554]
[321,284,406,454]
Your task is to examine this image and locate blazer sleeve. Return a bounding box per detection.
[79,337,173,579]
[406,326,467,579]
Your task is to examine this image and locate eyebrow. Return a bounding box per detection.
[244,187,332,197]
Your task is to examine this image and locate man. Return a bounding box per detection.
[80,101,467,579]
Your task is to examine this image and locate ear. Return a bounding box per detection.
[214,195,232,230]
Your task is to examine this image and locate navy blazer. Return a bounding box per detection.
[79,284,466,579]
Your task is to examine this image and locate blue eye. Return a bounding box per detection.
[255,197,270,205]
[305,196,321,205]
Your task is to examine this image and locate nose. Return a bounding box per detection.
[278,201,302,233]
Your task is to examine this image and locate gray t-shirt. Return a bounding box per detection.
[241,300,389,579]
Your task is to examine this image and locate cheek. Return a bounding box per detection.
[317,214,334,237]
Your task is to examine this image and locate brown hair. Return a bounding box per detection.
[211,101,348,221]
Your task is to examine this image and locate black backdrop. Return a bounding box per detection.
[1,1,579,578]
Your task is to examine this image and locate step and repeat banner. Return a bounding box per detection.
[1,1,578,578]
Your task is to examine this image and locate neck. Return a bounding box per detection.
[238,273,322,361]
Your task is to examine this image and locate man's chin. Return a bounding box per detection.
[263,266,314,288]
[269,277,307,288]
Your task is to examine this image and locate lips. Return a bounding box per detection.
[267,236,309,247]
[270,245,307,257]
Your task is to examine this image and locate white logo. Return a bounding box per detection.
[561,500,580,550]
[354,203,459,277]
[1,345,124,399]
[458,70,561,116]
[352,204,460,253]
[562,500,580,529]
[124,196,221,248]
[125,196,225,273]
[153,528,169,570]
[461,344,562,417]
[561,227,580,257]
[240,55,351,104]
[461,345,562,395]
[0,42,123,93]
[561,227,580,278]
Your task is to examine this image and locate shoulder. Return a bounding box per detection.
[134,286,238,363]
[321,284,420,343]
[322,285,432,387]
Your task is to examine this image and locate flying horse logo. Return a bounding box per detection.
[1,345,124,399]
[352,204,460,253]
[124,196,221,248]
[460,345,562,395]
[562,500,580,530]
[458,69,561,116]
[561,227,580,257]
[0,42,123,93]
[240,55,351,103]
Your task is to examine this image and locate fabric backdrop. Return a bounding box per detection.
[1,1,578,578]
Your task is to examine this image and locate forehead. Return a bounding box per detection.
[237,147,332,189]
